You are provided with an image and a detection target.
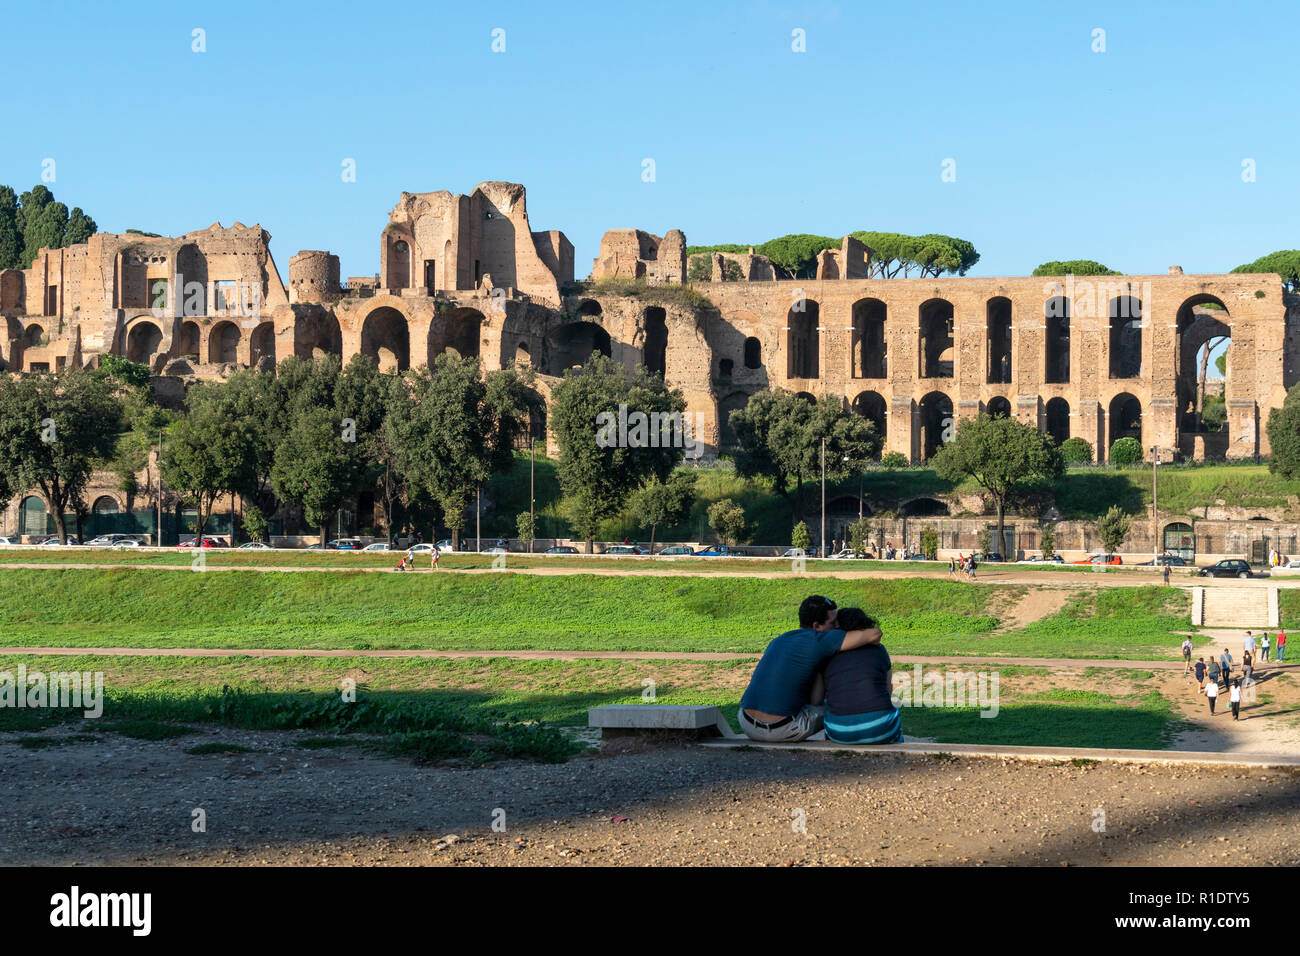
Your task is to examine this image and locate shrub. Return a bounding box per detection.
[1060,437,1093,463]
[848,517,872,553]
[1096,505,1131,553]
[791,521,810,552]
[707,498,746,546]
[920,526,940,560]
[687,255,712,282]
[881,451,908,469]
[1108,437,1143,465]
[1040,523,1056,559]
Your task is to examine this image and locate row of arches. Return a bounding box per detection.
[781,293,1228,390]
[122,319,276,366]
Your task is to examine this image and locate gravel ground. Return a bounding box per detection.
[4,727,1300,866]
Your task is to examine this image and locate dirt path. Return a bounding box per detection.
[3,730,1298,866]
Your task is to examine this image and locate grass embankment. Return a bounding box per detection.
[0,568,1192,659]
[0,654,1184,752]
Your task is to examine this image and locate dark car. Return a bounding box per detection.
[658,545,695,556]
[1199,559,1253,579]
[1138,555,1187,567]
[544,546,578,555]
[695,545,741,557]
[981,553,1005,563]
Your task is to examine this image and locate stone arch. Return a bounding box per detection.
[1175,294,1231,434]
[987,297,1012,384]
[786,300,820,379]
[1163,521,1195,561]
[387,238,411,290]
[717,391,751,452]
[361,306,411,372]
[743,336,761,370]
[177,320,201,359]
[574,299,603,318]
[175,243,208,315]
[1109,295,1143,379]
[851,390,887,450]
[900,496,950,517]
[208,321,241,364]
[250,322,275,367]
[1045,397,1070,449]
[986,395,1012,418]
[1108,392,1143,450]
[919,390,953,461]
[919,299,954,379]
[294,312,342,360]
[92,495,121,514]
[126,320,164,364]
[794,391,817,404]
[1045,294,1071,384]
[643,307,667,377]
[430,307,483,362]
[547,321,611,373]
[851,297,887,379]
[514,341,531,367]
[18,495,48,536]
[23,323,45,351]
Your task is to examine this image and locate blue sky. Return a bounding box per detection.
[2,0,1294,280]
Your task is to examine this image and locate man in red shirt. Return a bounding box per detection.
[1278,630,1288,663]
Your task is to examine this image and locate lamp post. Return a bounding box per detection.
[529,439,535,554]
[1150,445,1159,563]
[820,438,826,557]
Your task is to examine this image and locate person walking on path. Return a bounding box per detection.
[1244,631,1256,660]
[1204,678,1219,715]
[1278,630,1288,663]
[1194,657,1207,690]
[1220,649,1233,686]
[1207,656,1221,689]
[1182,638,1194,673]
[1230,680,1242,721]
[431,546,440,570]
[1242,650,1254,685]
[1261,633,1271,663]
[1163,562,1171,586]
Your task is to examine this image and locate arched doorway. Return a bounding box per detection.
[22,324,45,352]
[361,307,410,372]
[1175,295,1231,436]
[1109,295,1143,379]
[986,396,1011,418]
[1045,294,1070,384]
[743,337,761,369]
[787,301,820,379]
[919,391,953,461]
[1108,393,1142,450]
[900,496,950,517]
[250,322,275,367]
[208,321,240,364]
[547,321,611,373]
[126,321,163,364]
[987,297,1012,384]
[643,307,667,377]
[92,495,119,514]
[387,239,411,290]
[851,390,887,450]
[430,308,483,362]
[178,321,201,359]
[919,299,954,378]
[19,495,48,536]
[1163,522,1195,562]
[1045,397,1070,449]
[851,298,887,379]
[294,312,342,360]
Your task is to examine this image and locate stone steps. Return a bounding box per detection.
[1196,586,1278,627]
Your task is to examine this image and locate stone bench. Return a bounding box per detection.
[588,704,742,744]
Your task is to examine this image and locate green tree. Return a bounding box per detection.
[1108,436,1143,465]
[64,207,96,246]
[687,255,712,282]
[271,404,363,543]
[629,472,696,553]
[551,352,685,552]
[0,370,123,544]
[162,386,261,541]
[516,510,535,545]
[1040,522,1056,559]
[931,413,1064,560]
[848,516,873,554]
[1032,260,1120,277]
[1266,383,1300,478]
[243,504,268,543]
[1096,505,1131,553]
[96,355,153,390]
[1231,250,1300,293]
[707,498,746,546]
[753,234,839,279]
[0,186,20,271]
[881,451,907,468]
[920,525,940,560]
[854,232,981,278]
[791,520,811,552]
[1060,437,1093,463]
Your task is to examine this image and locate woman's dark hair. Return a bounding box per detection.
[835,607,876,631]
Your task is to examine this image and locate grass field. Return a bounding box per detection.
[0,567,1191,658]
[0,654,1185,752]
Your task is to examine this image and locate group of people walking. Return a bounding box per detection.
[1182,629,1287,720]
[948,554,978,579]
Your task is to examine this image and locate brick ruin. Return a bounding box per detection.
[2,180,1299,549]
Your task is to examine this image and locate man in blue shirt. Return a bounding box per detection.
[737,595,883,742]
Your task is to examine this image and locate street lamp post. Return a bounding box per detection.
[529,439,535,555]
[1151,445,1159,563]
[820,438,826,557]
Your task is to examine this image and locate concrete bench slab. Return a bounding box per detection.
[588,704,741,739]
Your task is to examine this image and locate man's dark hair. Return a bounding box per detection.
[834,607,876,631]
[798,595,837,628]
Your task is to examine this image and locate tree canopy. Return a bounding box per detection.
[0,184,98,270]
[1232,250,1300,293]
[687,231,979,280]
[1032,260,1120,277]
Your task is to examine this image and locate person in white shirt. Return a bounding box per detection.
[1244,631,1256,658]
[1204,679,1219,715]
[1182,638,1194,673]
[1229,680,1242,720]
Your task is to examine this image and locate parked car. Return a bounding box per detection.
[86,533,134,547]
[0,536,20,546]
[237,541,272,550]
[694,545,741,557]
[305,544,325,551]
[111,539,143,549]
[605,545,649,555]
[1137,555,1186,567]
[177,536,226,548]
[981,552,1006,563]
[40,536,80,546]
[1074,553,1122,566]
[434,539,455,553]
[659,545,695,556]
[1016,554,1064,564]
[1199,559,1254,579]
[361,542,390,552]
[326,538,363,551]
[828,548,872,560]
[544,545,579,555]
[1269,558,1300,576]
[409,543,436,554]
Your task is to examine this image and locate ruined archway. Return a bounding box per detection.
[126,321,163,364]
[178,321,201,359]
[1109,295,1143,379]
[360,306,410,372]
[1175,295,1231,436]
[643,307,667,377]
[919,390,953,461]
[786,301,820,379]
[547,321,611,373]
[250,322,276,367]
[387,239,411,290]
[851,298,887,379]
[987,297,1012,384]
[986,396,1012,419]
[294,312,342,360]
[1108,392,1143,450]
[1045,397,1071,450]
[208,321,240,364]
[851,390,887,451]
[429,307,483,362]
[919,299,954,379]
[1045,295,1070,384]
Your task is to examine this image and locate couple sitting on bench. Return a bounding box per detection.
[738,594,902,744]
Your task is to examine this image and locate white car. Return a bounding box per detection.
[1269,558,1300,576]
[362,542,390,552]
[409,543,437,554]
[0,536,19,546]
[87,534,132,547]
[111,539,143,549]
[237,541,272,550]
[40,536,79,546]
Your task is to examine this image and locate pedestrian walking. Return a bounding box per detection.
[1230,680,1242,720]
[1278,630,1288,663]
[948,557,956,576]
[1244,631,1256,659]
[431,546,440,570]
[1163,562,1171,585]
[1194,657,1206,690]
[1242,650,1253,685]
[1220,649,1233,685]
[968,553,978,580]
[1204,678,1219,715]
[1208,656,1221,687]
[1261,633,1271,663]
[1181,638,1194,673]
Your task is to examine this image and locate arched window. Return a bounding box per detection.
[743,337,761,369]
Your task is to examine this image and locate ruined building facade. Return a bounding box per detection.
[0,179,1296,475]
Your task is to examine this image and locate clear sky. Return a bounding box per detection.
[2,0,1294,281]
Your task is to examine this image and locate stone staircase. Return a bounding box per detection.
[1194,586,1279,628]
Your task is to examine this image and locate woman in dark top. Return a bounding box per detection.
[821,607,903,744]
